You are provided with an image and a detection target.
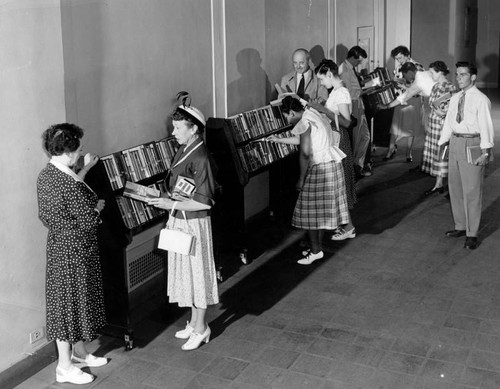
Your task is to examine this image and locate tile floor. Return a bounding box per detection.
[14,90,500,389]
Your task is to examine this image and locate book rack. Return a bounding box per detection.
[205,103,300,278]
[214,103,296,186]
[100,137,178,233]
[83,136,179,349]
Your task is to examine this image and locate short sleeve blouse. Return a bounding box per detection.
[325,87,352,116]
[291,108,345,164]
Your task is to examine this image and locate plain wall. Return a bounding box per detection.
[411,0,478,84]
[411,0,455,69]
[61,0,214,155]
[477,0,500,87]
[0,0,67,371]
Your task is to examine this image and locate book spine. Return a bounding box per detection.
[101,156,117,190]
[121,150,137,182]
[109,154,124,189]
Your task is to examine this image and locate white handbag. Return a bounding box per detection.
[158,202,195,256]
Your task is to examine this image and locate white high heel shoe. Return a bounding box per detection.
[175,321,194,339]
[181,326,211,351]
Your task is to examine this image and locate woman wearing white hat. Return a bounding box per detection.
[149,93,218,351]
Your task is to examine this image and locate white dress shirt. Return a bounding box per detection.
[439,85,494,149]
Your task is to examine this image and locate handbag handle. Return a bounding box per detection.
[169,201,193,234]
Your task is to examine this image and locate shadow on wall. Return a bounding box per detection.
[227,48,272,115]
[309,44,326,69]
[335,43,349,65]
[481,53,499,87]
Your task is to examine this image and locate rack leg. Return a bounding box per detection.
[124,330,134,351]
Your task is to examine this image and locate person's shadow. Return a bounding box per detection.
[334,44,348,65]
[481,53,500,88]
[227,48,272,114]
[309,44,326,69]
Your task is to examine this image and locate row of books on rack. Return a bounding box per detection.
[367,84,397,105]
[236,131,298,173]
[227,104,289,144]
[101,137,178,191]
[361,67,392,89]
[116,179,168,229]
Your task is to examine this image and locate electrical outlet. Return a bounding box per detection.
[29,327,44,344]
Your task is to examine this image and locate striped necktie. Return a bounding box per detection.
[456,92,465,123]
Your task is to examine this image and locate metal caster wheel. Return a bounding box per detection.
[124,331,134,351]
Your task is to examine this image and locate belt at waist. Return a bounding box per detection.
[453,133,480,138]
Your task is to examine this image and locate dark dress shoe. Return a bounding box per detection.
[383,148,397,161]
[446,229,466,237]
[464,237,479,250]
[424,186,445,196]
[406,156,413,163]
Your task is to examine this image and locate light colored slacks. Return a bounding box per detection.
[448,135,484,237]
[351,99,370,168]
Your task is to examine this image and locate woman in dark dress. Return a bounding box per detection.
[149,95,218,351]
[37,123,108,385]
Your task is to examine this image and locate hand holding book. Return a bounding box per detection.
[437,143,449,162]
[123,181,160,203]
[170,175,196,201]
[467,145,491,166]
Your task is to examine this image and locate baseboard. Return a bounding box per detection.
[0,341,57,389]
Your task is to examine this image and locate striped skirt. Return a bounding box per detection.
[292,161,350,230]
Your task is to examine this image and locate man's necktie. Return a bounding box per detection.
[296,74,305,98]
[456,92,465,123]
[353,66,362,86]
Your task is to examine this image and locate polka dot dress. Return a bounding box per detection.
[37,163,106,343]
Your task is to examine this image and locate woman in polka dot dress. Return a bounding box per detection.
[37,123,108,385]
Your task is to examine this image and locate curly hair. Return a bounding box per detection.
[314,58,339,76]
[281,96,305,114]
[429,60,450,75]
[42,123,83,156]
[391,45,410,58]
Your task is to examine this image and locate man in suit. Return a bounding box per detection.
[339,45,372,177]
[280,48,328,103]
[438,61,494,250]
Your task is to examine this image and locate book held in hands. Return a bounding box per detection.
[466,145,483,164]
[438,144,449,162]
[171,175,196,201]
[123,181,160,203]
